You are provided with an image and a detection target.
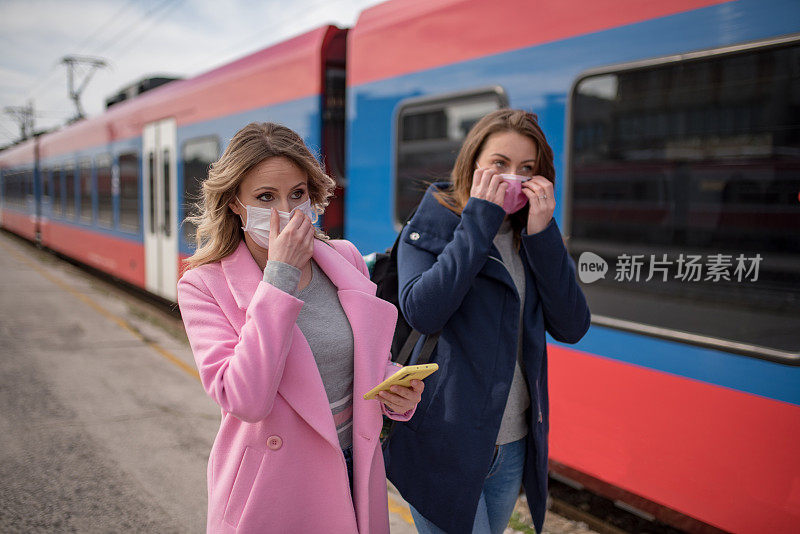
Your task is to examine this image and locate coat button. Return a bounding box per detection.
[267,435,283,450]
[409,232,420,241]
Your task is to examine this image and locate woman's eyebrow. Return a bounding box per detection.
[252,182,305,193]
[490,153,536,164]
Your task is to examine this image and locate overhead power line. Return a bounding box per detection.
[61,56,109,121]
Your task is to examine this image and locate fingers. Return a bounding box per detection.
[522,176,556,234]
[378,380,423,413]
[268,206,280,248]
[471,167,507,208]
[522,176,554,203]
[268,210,314,267]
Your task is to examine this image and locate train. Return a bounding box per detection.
[1,1,798,532]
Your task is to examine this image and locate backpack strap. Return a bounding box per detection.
[396,330,440,366]
[392,206,441,366]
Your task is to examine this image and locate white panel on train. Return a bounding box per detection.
[143,119,178,301]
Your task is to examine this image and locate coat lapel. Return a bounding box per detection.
[220,241,263,310]
[312,240,397,433]
[222,240,396,453]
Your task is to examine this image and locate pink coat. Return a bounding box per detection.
[177,239,412,533]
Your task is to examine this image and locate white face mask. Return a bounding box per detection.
[236,197,317,249]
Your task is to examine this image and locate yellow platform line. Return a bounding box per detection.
[0,238,200,382]
[388,494,415,526]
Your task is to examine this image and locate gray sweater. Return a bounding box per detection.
[493,219,530,445]
[263,259,355,449]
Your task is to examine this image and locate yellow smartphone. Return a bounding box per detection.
[363,363,439,400]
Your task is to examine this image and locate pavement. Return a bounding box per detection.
[0,230,597,534]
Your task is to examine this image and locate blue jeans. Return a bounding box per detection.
[409,437,526,534]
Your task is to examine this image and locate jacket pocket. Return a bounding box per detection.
[223,446,263,527]
[404,356,442,432]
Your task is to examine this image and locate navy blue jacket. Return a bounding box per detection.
[384,184,590,533]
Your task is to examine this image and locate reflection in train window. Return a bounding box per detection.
[394,89,508,226]
[181,136,219,248]
[118,153,140,232]
[569,41,800,355]
[2,171,23,208]
[52,168,62,216]
[96,155,113,229]
[79,159,92,224]
[64,164,76,219]
[42,168,51,204]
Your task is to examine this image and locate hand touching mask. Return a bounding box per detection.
[237,198,317,249]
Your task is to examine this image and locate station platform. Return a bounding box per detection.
[0,230,596,534]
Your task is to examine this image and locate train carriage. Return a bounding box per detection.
[1,1,799,532]
[2,24,347,300]
[344,1,800,532]
[0,139,38,241]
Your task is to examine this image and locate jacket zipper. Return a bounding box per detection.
[535,379,543,423]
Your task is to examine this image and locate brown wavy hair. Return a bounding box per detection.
[434,109,555,234]
[184,122,336,270]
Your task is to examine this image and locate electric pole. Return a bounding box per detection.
[4,100,35,141]
[61,55,108,121]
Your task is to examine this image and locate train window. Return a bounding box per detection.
[13,172,23,207]
[96,155,113,228]
[2,171,19,207]
[23,171,30,205]
[181,136,219,246]
[148,153,156,234]
[568,40,800,358]
[64,165,76,219]
[52,168,62,216]
[163,148,171,237]
[118,153,140,232]
[394,88,508,226]
[79,159,92,224]
[42,168,51,203]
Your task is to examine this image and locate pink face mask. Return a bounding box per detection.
[498,174,530,214]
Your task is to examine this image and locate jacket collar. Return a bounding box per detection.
[411,183,519,294]
[221,239,376,310]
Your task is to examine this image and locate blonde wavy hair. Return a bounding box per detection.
[184,122,336,270]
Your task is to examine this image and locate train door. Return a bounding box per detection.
[143,119,178,301]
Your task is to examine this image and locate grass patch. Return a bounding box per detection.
[508,511,537,534]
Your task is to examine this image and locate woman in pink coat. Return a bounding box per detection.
[178,122,423,533]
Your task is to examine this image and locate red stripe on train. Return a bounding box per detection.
[549,344,800,533]
[1,209,37,241]
[40,220,145,288]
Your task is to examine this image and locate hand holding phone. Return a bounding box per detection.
[363,363,438,400]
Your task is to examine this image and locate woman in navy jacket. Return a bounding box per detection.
[384,109,590,534]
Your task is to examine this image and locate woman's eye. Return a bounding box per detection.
[520,165,534,174]
[257,193,273,202]
[291,189,305,200]
[493,161,507,168]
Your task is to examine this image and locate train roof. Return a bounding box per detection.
[347,0,728,86]
[28,24,343,159]
[0,137,36,168]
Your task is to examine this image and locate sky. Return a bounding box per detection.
[0,0,386,147]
